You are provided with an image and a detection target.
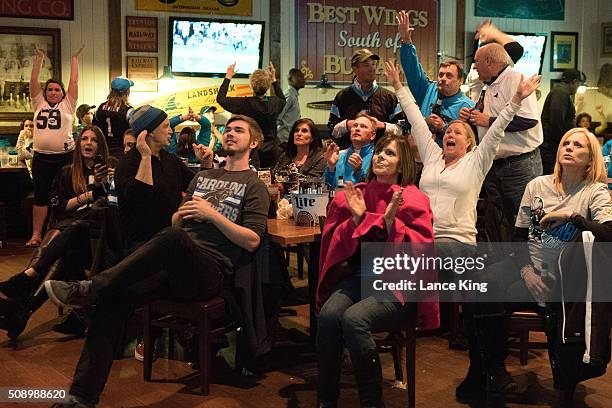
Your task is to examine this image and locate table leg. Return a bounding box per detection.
[308,241,320,341]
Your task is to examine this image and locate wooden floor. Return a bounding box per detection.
[0,241,610,408]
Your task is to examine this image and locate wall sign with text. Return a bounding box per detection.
[127,56,158,92]
[126,16,158,53]
[297,1,438,84]
[135,0,252,17]
[0,0,73,20]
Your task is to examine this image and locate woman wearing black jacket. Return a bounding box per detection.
[0,126,111,339]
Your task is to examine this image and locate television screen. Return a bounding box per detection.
[169,17,265,78]
[467,33,547,79]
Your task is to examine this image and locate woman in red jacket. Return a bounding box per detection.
[316,133,439,407]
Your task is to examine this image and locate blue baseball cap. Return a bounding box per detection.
[111,76,134,91]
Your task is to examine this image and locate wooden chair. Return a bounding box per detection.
[142,296,231,395]
[374,312,418,408]
[507,310,547,365]
[284,244,305,279]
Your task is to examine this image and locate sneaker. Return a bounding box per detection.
[0,272,36,298]
[134,337,159,362]
[44,280,94,309]
[456,365,485,402]
[50,394,95,408]
[52,310,86,337]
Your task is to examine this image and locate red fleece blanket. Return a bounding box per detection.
[317,179,440,330]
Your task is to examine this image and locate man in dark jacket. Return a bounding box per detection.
[328,48,403,149]
[540,69,583,174]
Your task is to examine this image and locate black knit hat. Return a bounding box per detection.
[129,105,167,135]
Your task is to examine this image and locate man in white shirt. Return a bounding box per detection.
[460,43,543,242]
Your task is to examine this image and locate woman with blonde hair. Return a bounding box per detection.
[457,126,612,404]
[217,62,286,168]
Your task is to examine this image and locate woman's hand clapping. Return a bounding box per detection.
[344,181,366,226]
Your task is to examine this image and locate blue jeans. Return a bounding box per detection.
[483,149,542,242]
[316,275,414,406]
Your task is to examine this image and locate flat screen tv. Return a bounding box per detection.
[467,32,547,78]
[169,17,265,78]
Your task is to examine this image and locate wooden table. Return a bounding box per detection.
[266,219,322,339]
[0,165,28,173]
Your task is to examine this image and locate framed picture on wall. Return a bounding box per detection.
[126,56,158,92]
[602,23,612,57]
[0,26,61,122]
[550,32,578,72]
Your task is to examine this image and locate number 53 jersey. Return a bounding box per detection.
[32,91,76,154]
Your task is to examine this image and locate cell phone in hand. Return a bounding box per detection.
[93,155,105,167]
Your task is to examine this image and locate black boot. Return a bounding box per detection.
[317,351,343,408]
[479,312,519,400]
[0,272,38,298]
[0,229,61,299]
[456,304,485,402]
[350,349,384,408]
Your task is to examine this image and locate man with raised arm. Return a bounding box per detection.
[459,41,542,242]
[397,10,475,146]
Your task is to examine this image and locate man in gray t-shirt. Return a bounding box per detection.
[43,114,270,408]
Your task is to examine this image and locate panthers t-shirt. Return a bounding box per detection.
[516,175,612,279]
[32,92,76,154]
[182,168,270,270]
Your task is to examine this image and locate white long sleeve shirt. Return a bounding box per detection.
[397,86,521,242]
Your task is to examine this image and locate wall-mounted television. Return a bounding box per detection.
[467,32,547,78]
[169,17,265,78]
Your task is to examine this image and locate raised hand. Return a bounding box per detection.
[33,44,45,59]
[344,181,366,225]
[324,141,340,169]
[513,74,541,102]
[268,61,276,81]
[396,10,414,43]
[226,62,236,79]
[384,188,403,231]
[474,19,499,42]
[72,45,85,58]
[384,60,402,90]
[193,143,213,161]
[136,129,152,158]
[595,104,604,115]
